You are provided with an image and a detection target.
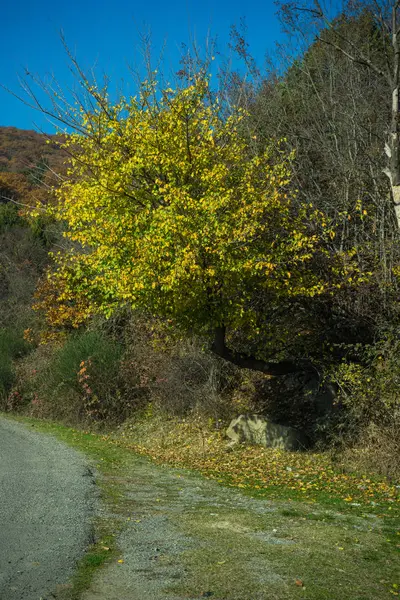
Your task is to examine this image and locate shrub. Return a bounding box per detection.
[22,329,133,424]
[0,203,20,232]
[0,358,14,401]
[119,314,241,422]
[52,330,121,389]
[47,330,124,421]
[0,328,30,406]
[0,327,30,359]
[325,337,400,478]
[0,223,49,331]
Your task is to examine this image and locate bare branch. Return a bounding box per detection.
[0,196,46,212]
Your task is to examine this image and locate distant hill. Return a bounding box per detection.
[0,126,64,174]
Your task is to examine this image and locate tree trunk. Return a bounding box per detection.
[211,326,315,376]
[388,11,400,229]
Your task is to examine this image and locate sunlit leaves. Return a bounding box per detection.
[46,77,346,336]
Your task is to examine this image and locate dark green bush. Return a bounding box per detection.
[0,203,20,232]
[0,358,14,399]
[52,330,121,391]
[0,327,30,359]
[30,330,127,423]
[0,328,30,402]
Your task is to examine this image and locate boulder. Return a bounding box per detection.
[226,414,307,451]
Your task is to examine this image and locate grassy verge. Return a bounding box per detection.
[112,415,400,508]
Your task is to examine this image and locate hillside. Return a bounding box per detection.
[0,126,60,334]
[0,126,63,174]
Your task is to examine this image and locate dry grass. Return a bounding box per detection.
[335,421,400,481]
[111,412,400,507]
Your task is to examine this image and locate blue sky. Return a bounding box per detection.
[1,0,284,133]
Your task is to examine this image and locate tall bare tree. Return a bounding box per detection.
[279,0,400,229]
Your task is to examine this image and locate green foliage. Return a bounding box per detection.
[0,328,30,399]
[0,328,30,359]
[0,203,21,232]
[0,359,14,399]
[51,330,121,392]
[28,330,125,422]
[319,335,400,478]
[0,202,55,246]
[0,227,50,331]
[28,214,57,247]
[329,336,400,426]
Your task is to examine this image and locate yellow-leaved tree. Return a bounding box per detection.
[46,76,349,375]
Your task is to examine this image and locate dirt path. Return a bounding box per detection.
[0,418,96,600]
[83,454,397,600]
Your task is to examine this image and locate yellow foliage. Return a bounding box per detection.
[33,269,93,338]
[42,77,351,337]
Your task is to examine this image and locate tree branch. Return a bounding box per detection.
[211,325,315,376]
[0,195,46,212]
[316,35,390,83]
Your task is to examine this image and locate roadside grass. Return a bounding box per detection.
[3,413,400,599]
[113,415,400,508]
[110,416,400,598]
[173,504,397,600]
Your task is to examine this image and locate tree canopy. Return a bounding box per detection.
[37,75,354,372]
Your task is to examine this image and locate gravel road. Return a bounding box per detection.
[0,418,96,600]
